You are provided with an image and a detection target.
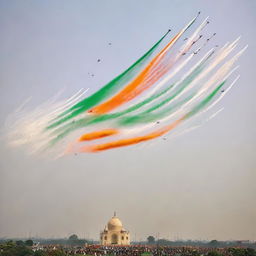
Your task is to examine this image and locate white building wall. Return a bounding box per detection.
[100,230,130,245]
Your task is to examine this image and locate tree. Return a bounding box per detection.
[228,248,256,256]
[34,250,47,256]
[0,240,33,256]
[191,249,201,256]
[25,239,33,246]
[246,248,256,256]
[15,240,24,246]
[208,240,219,248]
[207,251,223,256]
[157,239,170,245]
[68,234,78,241]
[147,236,155,244]
[48,249,67,256]
[68,234,81,246]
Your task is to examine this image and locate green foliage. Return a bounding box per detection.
[246,248,256,256]
[207,251,223,256]
[33,251,47,256]
[46,249,66,256]
[68,234,80,246]
[208,240,219,248]
[25,240,33,247]
[0,240,15,251]
[157,239,170,245]
[147,236,155,244]
[191,250,201,256]
[16,241,25,246]
[228,248,256,256]
[66,234,86,246]
[0,240,33,256]
[68,234,78,241]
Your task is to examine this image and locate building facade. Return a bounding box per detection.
[100,213,130,245]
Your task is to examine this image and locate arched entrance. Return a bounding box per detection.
[111,234,118,244]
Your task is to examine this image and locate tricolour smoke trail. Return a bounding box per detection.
[122,52,242,139]
[116,50,214,126]
[75,47,243,146]
[131,45,243,136]
[133,21,211,107]
[170,75,240,141]
[103,46,218,129]
[5,14,246,156]
[51,17,207,139]
[48,47,213,145]
[46,30,171,129]
[48,14,202,134]
[175,45,246,114]
[147,39,242,122]
[135,47,215,113]
[136,17,208,94]
[52,40,241,145]
[87,14,200,115]
[77,79,226,153]
[117,94,194,126]
[164,74,240,142]
[47,84,176,146]
[110,18,212,117]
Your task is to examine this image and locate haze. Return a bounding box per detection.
[0,0,255,241]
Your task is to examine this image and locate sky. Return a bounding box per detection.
[0,0,255,241]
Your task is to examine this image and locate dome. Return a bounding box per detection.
[107,214,123,231]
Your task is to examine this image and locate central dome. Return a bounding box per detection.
[107,214,123,231]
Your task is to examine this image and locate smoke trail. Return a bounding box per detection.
[78,129,119,141]
[76,79,227,152]
[46,30,171,129]
[48,47,213,145]
[5,13,246,156]
[88,14,200,115]
[49,42,244,147]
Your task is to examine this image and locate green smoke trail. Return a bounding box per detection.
[46,30,170,130]
[116,58,206,126]
[118,94,194,126]
[184,80,226,119]
[119,80,226,127]
[48,83,175,146]
[47,51,213,145]
[48,66,199,145]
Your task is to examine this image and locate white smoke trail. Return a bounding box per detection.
[5,89,90,154]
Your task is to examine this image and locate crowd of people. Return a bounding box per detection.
[1,240,255,256]
[35,245,256,256]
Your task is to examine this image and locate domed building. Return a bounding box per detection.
[100,213,130,245]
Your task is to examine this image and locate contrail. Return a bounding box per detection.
[4,13,246,156]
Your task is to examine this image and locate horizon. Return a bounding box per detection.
[0,236,255,243]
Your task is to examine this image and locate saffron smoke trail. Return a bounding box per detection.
[5,13,247,156]
[78,79,227,153]
[47,30,171,129]
[88,14,201,115]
